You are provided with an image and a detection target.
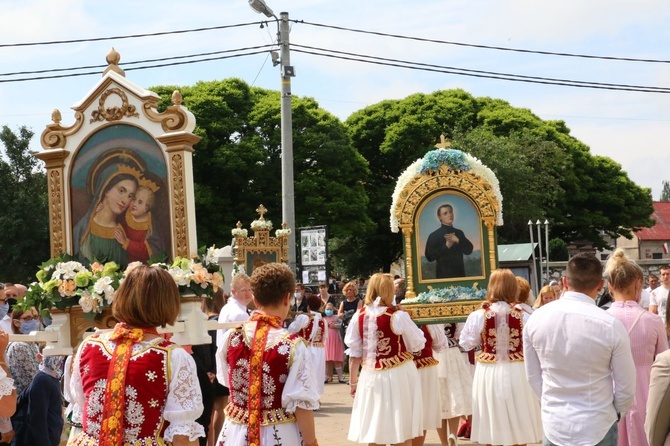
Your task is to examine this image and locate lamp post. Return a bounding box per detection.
[528,219,551,295]
[249,0,297,271]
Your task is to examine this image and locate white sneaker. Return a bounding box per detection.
[448,433,458,446]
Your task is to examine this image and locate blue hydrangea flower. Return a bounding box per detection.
[419,149,471,174]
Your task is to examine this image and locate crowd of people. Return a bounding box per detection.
[3,253,670,445]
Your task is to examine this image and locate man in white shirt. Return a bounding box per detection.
[216,273,252,349]
[640,273,659,310]
[524,252,636,446]
[649,267,670,320]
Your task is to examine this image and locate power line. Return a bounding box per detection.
[291,44,670,93]
[0,45,275,78]
[0,22,261,48]
[0,50,270,84]
[291,47,670,93]
[297,20,670,64]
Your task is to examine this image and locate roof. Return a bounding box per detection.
[497,243,537,262]
[636,202,670,241]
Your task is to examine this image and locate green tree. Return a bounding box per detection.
[661,181,670,201]
[150,79,374,276]
[0,126,49,283]
[345,89,653,270]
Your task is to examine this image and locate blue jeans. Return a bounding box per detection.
[543,422,617,446]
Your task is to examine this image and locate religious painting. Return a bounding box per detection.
[70,124,170,268]
[245,251,278,275]
[416,191,484,282]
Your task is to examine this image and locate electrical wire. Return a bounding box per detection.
[297,20,670,64]
[291,44,670,93]
[0,22,261,48]
[0,45,275,78]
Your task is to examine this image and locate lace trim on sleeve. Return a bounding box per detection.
[283,340,320,413]
[162,348,205,441]
[0,376,13,397]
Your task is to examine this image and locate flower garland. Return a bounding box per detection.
[401,284,487,304]
[275,228,291,238]
[231,227,248,238]
[390,148,504,232]
[18,245,225,319]
[250,219,273,231]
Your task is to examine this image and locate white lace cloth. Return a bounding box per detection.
[0,368,13,397]
[69,335,205,442]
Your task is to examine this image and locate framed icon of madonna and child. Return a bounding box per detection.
[70,124,170,268]
[416,191,484,282]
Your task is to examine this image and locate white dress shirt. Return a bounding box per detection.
[640,287,652,310]
[216,298,250,349]
[0,316,11,334]
[523,291,636,446]
[650,286,670,320]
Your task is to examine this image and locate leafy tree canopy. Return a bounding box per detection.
[0,126,49,283]
[345,89,653,270]
[150,79,374,276]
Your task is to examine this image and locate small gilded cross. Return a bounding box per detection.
[434,134,451,149]
[256,204,268,220]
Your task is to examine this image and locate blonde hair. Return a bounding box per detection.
[516,276,531,304]
[364,273,394,306]
[604,249,643,292]
[533,285,557,309]
[486,269,518,304]
[231,273,251,292]
[112,265,180,328]
[342,281,358,295]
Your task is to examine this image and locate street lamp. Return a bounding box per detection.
[528,219,551,295]
[248,0,297,271]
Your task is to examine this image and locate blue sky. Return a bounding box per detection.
[2,0,670,199]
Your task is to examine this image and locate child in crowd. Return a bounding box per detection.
[288,296,327,398]
[115,181,159,263]
[323,302,346,384]
[216,263,319,446]
[412,324,448,446]
[436,323,473,446]
[345,273,426,446]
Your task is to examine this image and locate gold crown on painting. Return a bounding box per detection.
[116,164,142,180]
[138,176,160,193]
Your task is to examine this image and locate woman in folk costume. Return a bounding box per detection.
[345,273,426,446]
[288,296,327,398]
[605,249,667,446]
[412,324,448,446]
[459,268,542,446]
[216,263,319,446]
[68,265,205,446]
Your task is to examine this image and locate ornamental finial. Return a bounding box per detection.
[103,48,125,77]
[434,134,451,149]
[171,90,183,106]
[256,204,268,220]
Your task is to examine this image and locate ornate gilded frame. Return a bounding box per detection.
[393,164,500,300]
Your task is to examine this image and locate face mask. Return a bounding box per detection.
[294,292,301,299]
[20,319,41,334]
[325,309,334,317]
[0,304,8,319]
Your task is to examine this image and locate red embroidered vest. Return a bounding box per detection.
[300,317,326,347]
[357,307,414,370]
[73,334,175,445]
[413,325,439,369]
[476,307,525,363]
[225,328,303,426]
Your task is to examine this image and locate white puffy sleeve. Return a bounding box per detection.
[459,309,485,352]
[162,347,206,442]
[282,339,320,413]
[393,311,426,354]
[216,328,233,387]
[69,342,87,425]
[0,368,12,397]
[287,314,309,334]
[344,311,363,358]
[427,324,448,353]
